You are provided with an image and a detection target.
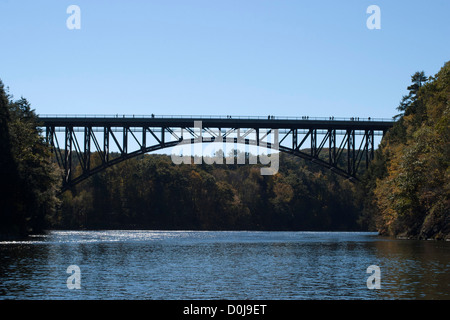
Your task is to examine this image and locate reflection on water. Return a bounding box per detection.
[0,231,449,299]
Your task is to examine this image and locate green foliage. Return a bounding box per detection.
[0,79,60,239]
[53,152,364,231]
[363,62,450,239]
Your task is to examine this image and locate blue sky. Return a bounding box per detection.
[1,0,449,119]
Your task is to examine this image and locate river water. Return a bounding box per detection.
[0,230,448,300]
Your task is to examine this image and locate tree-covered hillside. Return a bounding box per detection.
[360,62,450,240]
[0,80,59,239]
[53,152,363,231]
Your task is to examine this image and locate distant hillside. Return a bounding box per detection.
[52,151,365,231]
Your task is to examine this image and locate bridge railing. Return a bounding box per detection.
[38,114,396,122]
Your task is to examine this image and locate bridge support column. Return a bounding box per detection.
[123,127,128,155]
[347,129,355,176]
[310,129,317,157]
[142,127,146,151]
[292,129,297,150]
[64,127,73,186]
[104,127,109,163]
[329,129,336,166]
[84,127,91,174]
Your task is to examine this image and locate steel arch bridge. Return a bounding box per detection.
[38,115,394,192]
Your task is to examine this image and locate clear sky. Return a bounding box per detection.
[1,0,449,119]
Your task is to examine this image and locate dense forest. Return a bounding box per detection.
[359,62,450,240]
[53,152,362,231]
[0,61,448,239]
[0,80,59,239]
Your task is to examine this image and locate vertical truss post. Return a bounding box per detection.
[104,127,109,163]
[364,130,369,168]
[64,126,73,185]
[370,129,374,162]
[329,129,336,166]
[292,129,297,150]
[45,126,51,150]
[123,126,128,155]
[142,127,147,150]
[84,127,91,174]
[347,129,355,176]
[45,126,50,144]
[48,126,63,168]
[363,129,374,168]
[256,128,259,147]
[311,129,317,157]
[46,126,53,153]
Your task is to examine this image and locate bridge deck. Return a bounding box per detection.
[38,115,394,131]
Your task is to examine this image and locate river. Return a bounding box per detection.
[0,230,449,299]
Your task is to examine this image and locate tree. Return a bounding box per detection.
[395,71,428,117]
[369,62,450,239]
[0,80,24,238]
[0,79,60,238]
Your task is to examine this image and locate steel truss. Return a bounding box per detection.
[40,116,392,191]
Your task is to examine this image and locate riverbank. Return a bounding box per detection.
[3,228,449,242]
[378,225,450,241]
